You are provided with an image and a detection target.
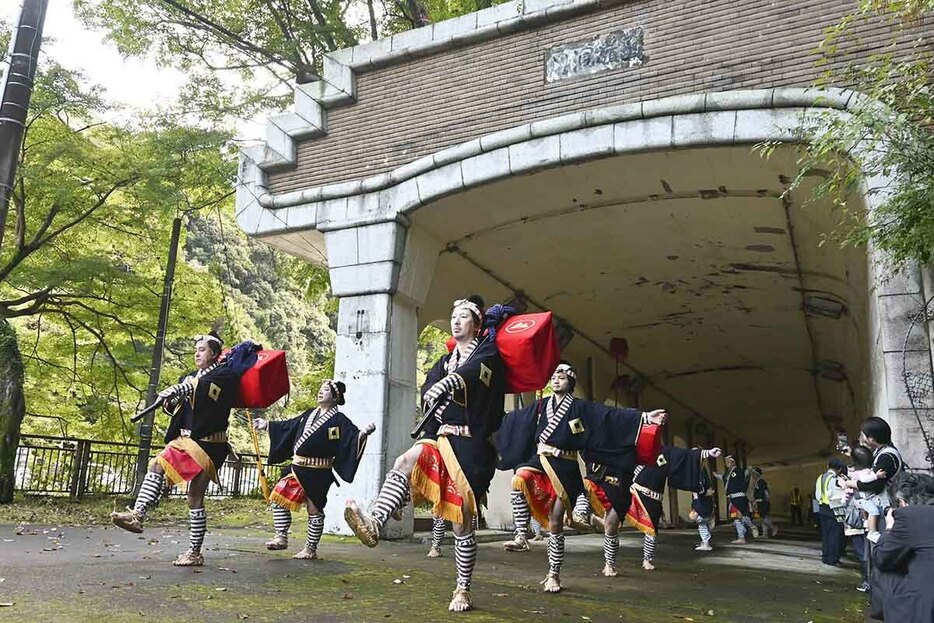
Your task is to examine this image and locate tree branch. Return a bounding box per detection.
[366,0,379,40]
[47,308,146,393]
[156,0,298,75]
[259,0,306,69]
[0,288,53,318]
[304,0,339,51]
[0,175,131,284]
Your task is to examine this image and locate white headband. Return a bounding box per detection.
[193,334,223,347]
[452,299,483,323]
[555,363,577,379]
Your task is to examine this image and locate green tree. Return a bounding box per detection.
[766,0,933,267]
[184,208,336,419]
[0,49,235,500]
[76,0,505,117]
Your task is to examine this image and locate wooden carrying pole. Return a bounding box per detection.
[248,410,271,501]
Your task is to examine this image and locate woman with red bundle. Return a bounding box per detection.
[344,295,507,613]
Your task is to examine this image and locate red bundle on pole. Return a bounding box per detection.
[635,424,663,465]
[497,312,561,393]
[235,350,290,408]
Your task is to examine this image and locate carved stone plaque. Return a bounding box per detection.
[545,27,646,84]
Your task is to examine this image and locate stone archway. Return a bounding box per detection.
[238,89,933,535]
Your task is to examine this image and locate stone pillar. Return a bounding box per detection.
[869,258,934,473]
[323,222,441,537]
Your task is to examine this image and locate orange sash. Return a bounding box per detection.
[513,468,556,528]
[410,439,466,524]
[624,490,657,537]
[269,473,306,512]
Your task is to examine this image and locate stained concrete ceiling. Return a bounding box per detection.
[412,144,870,464]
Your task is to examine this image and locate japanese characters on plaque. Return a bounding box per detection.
[545,27,646,83]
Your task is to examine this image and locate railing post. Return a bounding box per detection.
[67,440,80,499]
[75,440,91,498]
[232,458,243,497]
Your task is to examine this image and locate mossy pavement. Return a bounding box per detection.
[0,503,867,623]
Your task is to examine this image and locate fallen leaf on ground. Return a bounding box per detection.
[0,602,14,607]
[215,587,228,591]
[341,592,353,600]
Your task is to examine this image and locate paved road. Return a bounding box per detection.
[0,522,864,622]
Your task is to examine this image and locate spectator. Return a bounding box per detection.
[870,473,934,623]
[840,445,887,539]
[841,445,880,592]
[790,487,803,526]
[807,493,818,529]
[815,458,847,566]
[852,417,903,506]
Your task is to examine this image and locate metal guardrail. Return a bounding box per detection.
[15,434,271,499]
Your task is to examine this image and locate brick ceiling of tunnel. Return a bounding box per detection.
[414,145,870,463]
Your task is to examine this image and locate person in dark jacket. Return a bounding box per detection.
[816,458,847,566]
[844,418,903,516]
[752,467,777,538]
[624,445,721,570]
[253,380,375,559]
[111,332,245,566]
[496,360,667,590]
[870,472,934,623]
[344,296,508,613]
[714,456,758,544]
[790,487,803,525]
[691,461,717,551]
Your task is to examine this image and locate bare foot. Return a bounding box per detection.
[344,499,379,547]
[265,535,288,550]
[503,536,530,552]
[541,573,561,593]
[642,560,655,571]
[292,546,317,560]
[427,546,442,558]
[173,550,204,566]
[602,563,619,577]
[111,509,144,534]
[448,588,472,612]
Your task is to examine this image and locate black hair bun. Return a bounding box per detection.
[335,381,346,395]
[467,294,485,309]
